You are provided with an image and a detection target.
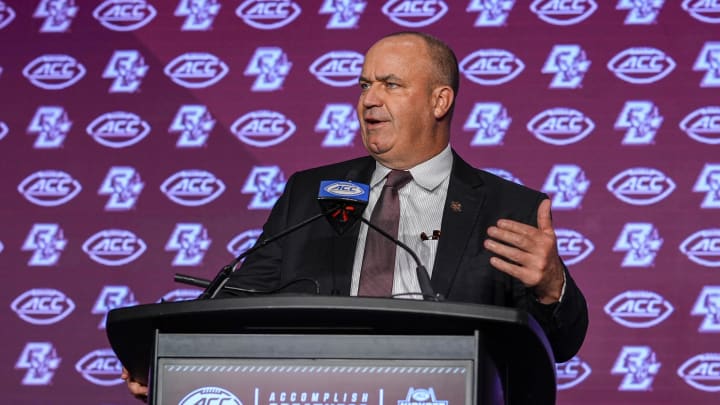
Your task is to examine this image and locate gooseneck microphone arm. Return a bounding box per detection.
[358,217,442,302]
[197,211,329,300]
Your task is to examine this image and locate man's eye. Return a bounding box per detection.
[386,82,399,88]
[359,82,369,90]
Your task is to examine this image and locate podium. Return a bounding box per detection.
[107,296,556,404]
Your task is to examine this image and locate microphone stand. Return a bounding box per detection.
[197,211,328,300]
[358,217,442,302]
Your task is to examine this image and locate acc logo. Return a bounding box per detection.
[382,0,448,27]
[23,54,86,90]
[236,0,301,29]
[541,164,590,210]
[27,106,72,149]
[613,223,663,267]
[319,0,367,29]
[165,223,212,266]
[608,47,675,84]
[11,289,75,325]
[398,387,447,405]
[228,229,263,257]
[169,105,216,148]
[98,166,145,211]
[92,286,138,329]
[316,103,359,147]
[244,47,292,91]
[18,170,82,207]
[15,342,61,386]
[323,181,366,197]
[527,108,594,145]
[556,356,591,390]
[693,42,720,87]
[82,229,147,266]
[93,0,157,31]
[160,169,226,207]
[677,353,720,392]
[683,0,720,23]
[460,49,524,86]
[607,167,675,206]
[530,0,597,25]
[179,387,242,405]
[242,166,286,209]
[86,111,151,148]
[165,52,229,89]
[33,0,78,32]
[463,102,512,146]
[614,100,663,145]
[309,51,363,87]
[483,168,523,185]
[691,286,720,332]
[0,1,16,29]
[680,106,720,144]
[617,0,664,24]
[159,289,202,302]
[22,223,67,266]
[175,0,221,30]
[103,50,149,93]
[542,45,591,89]
[232,110,296,147]
[75,349,123,386]
[612,346,661,391]
[693,163,720,208]
[604,290,674,328]
[467,0,515,27]
[556,228,594,265]
[680,229,720,267]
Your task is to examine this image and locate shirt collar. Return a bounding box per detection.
[370,144,453,191]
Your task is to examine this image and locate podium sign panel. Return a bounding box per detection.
[155,334,475,404]
[107,296,555,405]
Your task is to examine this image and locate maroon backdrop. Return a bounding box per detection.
[1,1,719,404]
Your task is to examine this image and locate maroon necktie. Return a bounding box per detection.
[358,169,413,297]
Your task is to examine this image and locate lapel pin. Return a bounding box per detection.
[450,201,462,213]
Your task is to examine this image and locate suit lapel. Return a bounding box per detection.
[432,151,487,297]
[331,157,376,295]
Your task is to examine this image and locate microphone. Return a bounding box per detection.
[317,180,370,235]
[191,179,370,300]
[318,180,441,301]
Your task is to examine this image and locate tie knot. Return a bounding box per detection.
[385,169,413,189]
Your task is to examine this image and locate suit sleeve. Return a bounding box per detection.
[217,173,298,296]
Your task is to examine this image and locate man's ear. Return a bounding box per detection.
[432,86,454,120]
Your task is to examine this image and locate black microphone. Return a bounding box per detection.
[191,180,370,299]
[318,180,441,301]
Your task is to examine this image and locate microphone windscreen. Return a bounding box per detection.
[317,180,370,234]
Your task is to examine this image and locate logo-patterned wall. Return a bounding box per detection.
[1,1,718,403]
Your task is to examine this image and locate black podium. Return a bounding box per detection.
[107,296,556,405]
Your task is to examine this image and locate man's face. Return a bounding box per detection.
[357,35,442,169]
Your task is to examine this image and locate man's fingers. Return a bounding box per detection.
[537,199,553,233]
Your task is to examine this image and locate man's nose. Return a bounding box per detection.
[361,83,382,108]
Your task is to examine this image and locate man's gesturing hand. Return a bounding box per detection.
[483,199,565,304]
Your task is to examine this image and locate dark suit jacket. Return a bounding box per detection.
[225,151,588,362]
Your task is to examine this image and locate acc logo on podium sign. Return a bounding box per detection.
[179,386,243,405]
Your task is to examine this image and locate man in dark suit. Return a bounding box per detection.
[122,30,588,398]
[222,31,587,361]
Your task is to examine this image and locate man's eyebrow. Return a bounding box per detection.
[358,74,402,83]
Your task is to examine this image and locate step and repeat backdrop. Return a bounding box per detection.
[1,1,719,404]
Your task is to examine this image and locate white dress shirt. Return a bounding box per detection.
[350,144,453,298]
